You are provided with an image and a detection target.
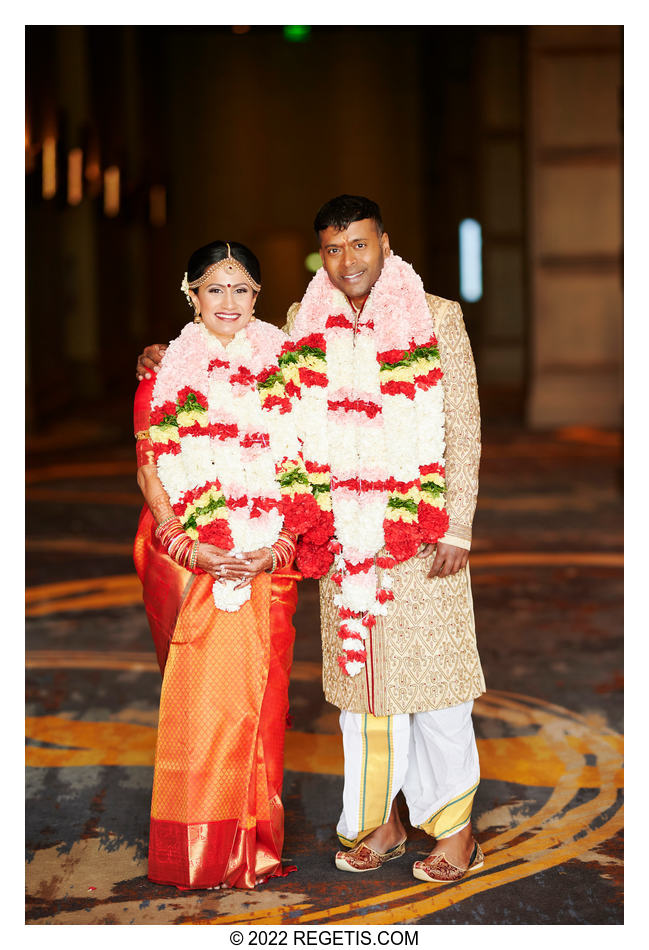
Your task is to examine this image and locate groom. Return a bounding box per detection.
[136,195,485,883]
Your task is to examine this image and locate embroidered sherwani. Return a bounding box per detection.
[284,293,485,718]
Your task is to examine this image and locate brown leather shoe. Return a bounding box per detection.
[412,840,484,883]
[335,837,407,872]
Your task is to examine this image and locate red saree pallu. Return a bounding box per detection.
[134,509,299,890]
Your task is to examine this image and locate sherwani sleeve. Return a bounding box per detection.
[430,297,481,550]
[281,302,301,335]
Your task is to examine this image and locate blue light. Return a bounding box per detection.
[459,219,483,302]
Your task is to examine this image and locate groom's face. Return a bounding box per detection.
[318,219,390,302]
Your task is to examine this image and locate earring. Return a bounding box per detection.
[193,311,202,324]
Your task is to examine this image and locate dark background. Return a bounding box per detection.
[26,24,623,441]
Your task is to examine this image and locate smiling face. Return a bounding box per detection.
[318,218,390,304]
[189,266,257,343]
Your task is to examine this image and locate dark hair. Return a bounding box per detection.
[313,194,384,237]
[187,240,261,287]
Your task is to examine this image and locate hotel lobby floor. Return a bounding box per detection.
[26,421,623,925]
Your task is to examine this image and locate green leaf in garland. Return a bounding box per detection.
[257,371,284,391]
[380,345,439,372]
[177,392,207,414]
[387,497,419,516]
[279,468,310,488]
[279,345,326,366]
[421,480,447,497]
[182,494,227,531]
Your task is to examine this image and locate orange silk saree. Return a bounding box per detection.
[135,508,298,889]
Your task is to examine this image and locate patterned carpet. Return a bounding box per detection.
[26,420,623,924]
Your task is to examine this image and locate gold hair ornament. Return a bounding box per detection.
[180,243,261,308]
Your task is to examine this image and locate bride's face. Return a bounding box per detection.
[190,266,257,340]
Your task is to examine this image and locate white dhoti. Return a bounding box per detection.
[337,701,480,847]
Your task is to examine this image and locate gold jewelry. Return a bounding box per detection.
[180,273,193,308]
[193,310,202,324]
[186,244,261,293]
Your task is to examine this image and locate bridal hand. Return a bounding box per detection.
[196,544,252,580]
[232,548,273,589]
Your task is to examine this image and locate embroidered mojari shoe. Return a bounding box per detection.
[335,837,407,872]
[412,840,484,883]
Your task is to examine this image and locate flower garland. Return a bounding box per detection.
[149,320,319,610]
[283,253,449,675]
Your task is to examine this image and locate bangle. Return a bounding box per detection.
[155,516,197,570]
[267,546,278,573]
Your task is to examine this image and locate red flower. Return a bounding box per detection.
[198,519,234,550]
[299,368,328,388]
[227,497,248,510]
[305,460,330,474]
[179,481,220,507]
[337,650,367,673]
[177,387,208,409]
[377,348,407,365]
[415,367,443,390]
[338,625,364,642]
[335,476,389,492]
[256,364,280,386]
[383,519,421,562]
[153,441,181,460]
[343,648,368,663]
[294,332,326,351]
[420,462,445,477]
[385,477,417,494]
[178,422,207,438]
[281,493,321,536]
[376,555,397,569]
[326,314,353,330]
[210,422,239,440]
[338,607,356,620]
[301,509,335,546]
[362,614,376,629]
[240,431,270,449]
[208,357,229,371]
[230,366,256,387]
[377,588,394,604]
[285,380,300,398]
[150,401,178,426]
[380,380,416,398]
[332,572,343,586]
[329,540,343,554]
[296,541,334,579]
[418,501,450,543]
[248,497,281,520]
[344,557,375,576]
[328,398,381,418]
[262,395,292,414]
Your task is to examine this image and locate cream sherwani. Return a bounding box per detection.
[284,290,484,845]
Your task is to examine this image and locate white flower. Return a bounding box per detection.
[344,660,364,677]
[211,577,251,611]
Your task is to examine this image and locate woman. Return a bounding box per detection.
[133,240,319,890]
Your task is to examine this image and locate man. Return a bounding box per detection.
[136,195,485,882]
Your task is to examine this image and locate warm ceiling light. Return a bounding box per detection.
[67,148,83,206]
[104,166,120,217]
[42,137,57,199]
